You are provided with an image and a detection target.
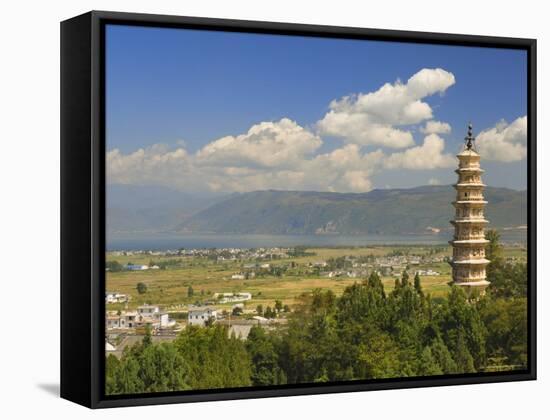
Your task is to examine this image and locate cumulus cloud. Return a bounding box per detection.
[421,120,451,135]
[107,120,383,193]
[107,145,194,187]
[384,134,455,170]
[317,68,455,148]
[197,118,322,168]
[475,116,527,162]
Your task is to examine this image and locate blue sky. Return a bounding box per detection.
[106,24,528,191]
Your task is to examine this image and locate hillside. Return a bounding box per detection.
[107,184,228,235]
[176,185,527,235]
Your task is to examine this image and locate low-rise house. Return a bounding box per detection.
[106,311,138,330]
[415,269,441,276]
[105,291,128,304]
[188,306,218,327]
[214,292,252,303]
[137,304,160,317]
[106,305,175,331]
[231,273,245,280]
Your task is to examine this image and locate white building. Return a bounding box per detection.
[106,311,138,329]
[106,305,175,330]
[214,292,252,303]
[231,273,245,280]
[105,291,128,304]
[137,304,160,317]
[188,306,218,326]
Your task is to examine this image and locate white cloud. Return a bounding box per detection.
[107,121,383,193]
[421,120,451,135]
[384,134,455,170]
[475,116,527,162]
[197,118,321,168]
[317,68,455,148]
[107,145,194,187]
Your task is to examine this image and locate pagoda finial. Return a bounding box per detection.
[465,122,474,150]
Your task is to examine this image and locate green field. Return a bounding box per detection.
[106,245,526,312]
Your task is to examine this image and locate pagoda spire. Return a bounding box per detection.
[465,122,475,150]
[449,123,490,297]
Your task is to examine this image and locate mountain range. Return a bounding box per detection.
[174,185,526,235]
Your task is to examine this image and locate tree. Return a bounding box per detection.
[232,306,243,316]
[414,273,423,296]
[429,336,458,374]
[174,325,252,389]
[485,229,503,264]
[187,286,194,298]
[453,331,476,373]
[283,304,291,313]
[367,271,385,299]
[142,324,152,348]
[418,346,443,376]
[106,260,123,272]
[274,300,283,313]
[246,326,285,386]
[401,270,410,287]
[440,287,487,369]
[264,306,274,318]
[480,297,528,369]
[256,304,263,316]
[136,282,147,294]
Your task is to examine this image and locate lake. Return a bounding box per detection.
[106,230,527,251]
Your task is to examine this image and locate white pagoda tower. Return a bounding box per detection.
[450,124,490,296]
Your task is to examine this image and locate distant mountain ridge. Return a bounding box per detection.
[176,185,526,235]
[107,184,228,235]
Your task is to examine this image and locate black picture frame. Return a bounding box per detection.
[60,10,537,409]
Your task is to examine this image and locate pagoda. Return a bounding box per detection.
[449,123,490,296]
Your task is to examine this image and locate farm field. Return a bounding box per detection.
[106,245,526,312]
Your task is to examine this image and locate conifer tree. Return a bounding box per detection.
[414,272,423,296]
[401,270,410,287]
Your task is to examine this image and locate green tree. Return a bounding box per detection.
[401,270,410,287]
[142,324,152,348]
[246,326,285,386]
[480,297,528,369]
[429,336,458,374]
[174,325,251,389]
[187,286,194,298]
[453,331,476,373]
[256,304,263,316]
[264,306,274,318]
[136,282,147,294]
[106,260,123,272]
[418,346,443,376]
[274,300,283,313]
[414,273,423,296]
[485,229,503,264]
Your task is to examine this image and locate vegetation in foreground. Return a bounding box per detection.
[106,231,527,395]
